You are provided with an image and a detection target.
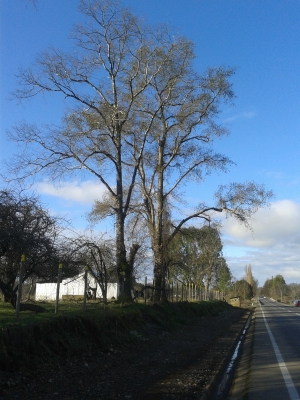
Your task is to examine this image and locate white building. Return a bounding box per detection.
[35,273,119,301]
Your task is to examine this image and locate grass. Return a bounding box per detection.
[0,298,234,328]
[0,299,110,327]
[0,299,237,372]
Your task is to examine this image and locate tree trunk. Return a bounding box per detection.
[115,215,134,303]
[114,127,135,303]
[128,243,140,285]
[153,243,167,303]
[0,281,17,308]
[0,276,47,313]
[115,211,132,302]
[152,138,168,303]
[26,278,35,301]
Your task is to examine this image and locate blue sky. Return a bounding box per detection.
[1,0,300,286]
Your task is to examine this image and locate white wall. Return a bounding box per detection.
[106,283,119,299]
[35,282,57,301]
[35,273,119,301]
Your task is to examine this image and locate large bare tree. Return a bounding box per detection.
[7,0,178,301]
[134,40,272,300]
[69,234,116,303]
[6,0,272,303]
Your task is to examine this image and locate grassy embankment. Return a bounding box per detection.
[0,299,235,372]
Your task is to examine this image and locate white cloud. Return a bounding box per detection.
[222,200,300,285]
[36,180,107,205]
[223,200,300,248]
[226,110,256,123]
[224,248,300,286]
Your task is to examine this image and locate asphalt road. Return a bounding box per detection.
[228,298,300,400]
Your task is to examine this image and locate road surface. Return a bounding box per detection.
[228,298,300,400]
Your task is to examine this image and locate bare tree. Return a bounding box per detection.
[6,0,177,301]
[134,37,272,300]
[5,0,272,304]
[70,235,116,303]
[0,190,74,309]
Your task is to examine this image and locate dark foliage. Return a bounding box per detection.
[0,190,78,307]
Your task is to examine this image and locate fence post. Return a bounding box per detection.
[15,254,25,319]
[55,263,63,314]
[121,272,125,306]
[192,283,194,301]
[82,266,88,312]
[153,279,155,303]
[144,276,147,305]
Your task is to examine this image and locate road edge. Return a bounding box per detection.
[226,309,256,400]
[199,308,253,400]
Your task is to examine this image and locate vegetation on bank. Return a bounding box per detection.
[0,300,234,372]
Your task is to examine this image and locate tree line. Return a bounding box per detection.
[0,189,230,307]
[0,190,80,308]
[228,271,300,303]
[225,264,257,301]
[2,0,272,303]
[261,275,300,302]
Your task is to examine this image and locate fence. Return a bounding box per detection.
[140,279,224,304]
[0,277,224,307]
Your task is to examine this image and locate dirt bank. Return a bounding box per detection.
[0,302,248,399]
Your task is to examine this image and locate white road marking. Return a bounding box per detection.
[260,303,300,400]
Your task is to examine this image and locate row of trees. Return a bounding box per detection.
[229,272,300,303]
[260,275,293,301]
[0,190,76,306]
[0,190,126,307]
[168,226,231,293]
[3,0,272,302]
[226,264,257,301]
[287,283,300,301]
[0,189,232,307]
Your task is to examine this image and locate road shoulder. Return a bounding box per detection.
[227,309,256,400]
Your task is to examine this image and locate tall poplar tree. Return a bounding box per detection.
[8,0,180,300]
[6,0,272,302]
